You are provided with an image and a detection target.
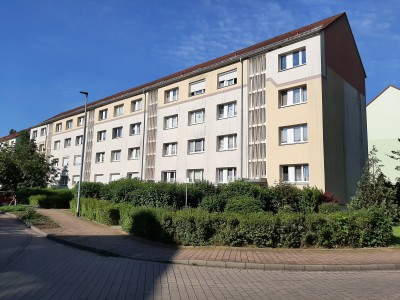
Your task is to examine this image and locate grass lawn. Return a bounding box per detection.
[392,226,400,246]
[1,205,59,229]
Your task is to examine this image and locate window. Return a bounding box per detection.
[64,138,71,148]
[94,174,104,183]
[55,123,62,132]
[280,86,307,107]
[162,171,176,183]
[38,144,45,152]
[66,120,73,129]
[72,175,80,185]
[281,164,309,183]
[218,70,237,88]
[111,150,121,162]
[112,127,123,139]
[187,169,203,182]
[128,147,140,160]
[114,104,124,116]
[97,130,106,142]
[130,123,141,135]
[32,130,38,139]
[165,88,179,102]
[52,158,59,167]
[163,142,177,156]
[62,157,69,166]
[217,102,237,119]
[76,135,83,146]
[164,115,178,129]
[99,109,108,120]
[73,155,81,165]
[188,139,205,154]
[217,168,236,183]
[280,48,306,71]
[40,127,46,136]
[189,80,205,96]
[131,99,142,112]
[188,109,205,125]
[77,116,85,126]
[127,172,139,179]
[218,134,237,151]
[110,173,121,181]
[95,152,105,163]
[280,124,308,144]
[54,140,60,150]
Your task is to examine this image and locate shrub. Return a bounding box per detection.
[29,194,47,207]
[0,205,34,213]
[72,182,105,199]
[26,189,72,209]
[318,202,340,214]
[299,186,323,213]
[199,195,226,213]
[269,183,302,213]
[224,196,263,214]
[70,198,120,225]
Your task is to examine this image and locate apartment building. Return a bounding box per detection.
[367,85,400,183]
[4,12,367,202]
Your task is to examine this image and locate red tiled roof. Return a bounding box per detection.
[0,131,20,143]
[39,13,345,124]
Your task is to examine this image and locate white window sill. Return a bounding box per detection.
[279,101,307,108]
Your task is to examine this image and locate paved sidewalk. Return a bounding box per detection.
[26,209,400,271]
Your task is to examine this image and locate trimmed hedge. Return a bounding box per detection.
[27,189,73,208]
[70,198,120,225]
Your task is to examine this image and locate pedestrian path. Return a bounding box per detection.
[26,209,400,271]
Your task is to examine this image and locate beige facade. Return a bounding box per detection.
[1,13,367,202]
[367,86,400,183]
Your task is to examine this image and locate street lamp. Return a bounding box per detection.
[76,91,88,217]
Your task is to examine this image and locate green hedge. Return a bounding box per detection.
[119,205,392,248]
[70,198,120,225]
[27,189,73,208]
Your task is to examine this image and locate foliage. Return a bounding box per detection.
[349,146,398,221]
[0,205,34,213]
[24,188,73,208]
[72,182,105,199]
[70,198,120,225]
[199,195,226,213]
[318,202,340,214]
[0,130,58,191]
[387,138,400,182]
[224,196,263,214]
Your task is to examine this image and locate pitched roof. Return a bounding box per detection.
[367,85,400,107]
[37,12,345,125]
[0,131,21,143]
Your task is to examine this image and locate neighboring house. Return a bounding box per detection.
[0,131,21,147]
[367,85,400,183]
[1,12,368,202]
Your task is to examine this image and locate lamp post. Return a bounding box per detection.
[76,91,88,217]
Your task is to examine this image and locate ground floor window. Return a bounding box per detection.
[281,164,309,183]
[217,167,236,183]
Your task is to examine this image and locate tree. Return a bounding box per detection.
[349,146,398,220]
[387,138,400,182]
[9,128,17,135]
[0,130,58,191]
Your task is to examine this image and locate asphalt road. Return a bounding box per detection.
[1,214,400,300]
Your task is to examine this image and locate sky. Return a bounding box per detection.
[0,0,399,137]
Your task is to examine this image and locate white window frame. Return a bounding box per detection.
[77,116,85,126]
[55,123,62,132]
[64,138,71,148]
[95,152,105,163]
[111,150,121,162]
[128,147,140,160]
[53,158,59,167]
[130,123,141,135]
[54,140,60,150]
[62,157,69,167]
[131,99,142,112]
[165,88,179,103]
[281,164,309,183]
[76,135,83,146]
[218,70,237,88]
[280,48,306,71]
[163,142,177,156]
[32,130,38,139]
[217,167,236,183]
[188,138,205,154]
[188,109,205,125]
[217,102,237,119]
[187,169,203,182]
[99,109,108,120]
[189,80,205,96]
[110,173,121,182]
[114,104,124,117]
[72,175,80,185]
[94,174,104,183]
[218,134,237,151]
[38,144,45,152]
[280,124,308,145]
[112,127,123,139]
[40,127,46,136]
[164,115,178,129]
[127,172,140,179]
[97,130,106,142]
[66,120,73,129]
[280,86,307,107]
[73,155,81,165]
[162,171,176,183]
